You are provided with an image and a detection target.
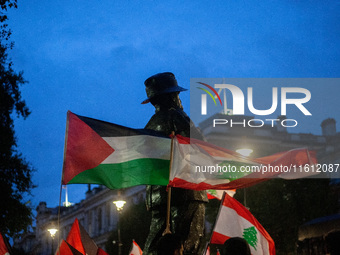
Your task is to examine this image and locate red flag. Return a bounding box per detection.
[0,233,10,255]
[211,193,275,255]
[129,240,143,255]
[66,218,98,255]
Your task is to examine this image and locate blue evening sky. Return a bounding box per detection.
[7,0,340,209]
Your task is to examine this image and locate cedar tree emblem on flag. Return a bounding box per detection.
[243,226,258,250]
[211,193,275,255]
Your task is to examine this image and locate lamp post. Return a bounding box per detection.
[113,191,126,255]
[236,148,253,157]
[47,227,58,255]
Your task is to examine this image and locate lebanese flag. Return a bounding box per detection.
[129,240,143,255]
[211,193,275,255]
[207,189,235,200]
[204,245,210,255]
[66,218,98,255]
[55,240,83,255]
[63,111,171,189]
[0,232,10,255]
[169,135,317,190]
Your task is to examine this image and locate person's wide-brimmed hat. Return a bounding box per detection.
[141,72,187,104]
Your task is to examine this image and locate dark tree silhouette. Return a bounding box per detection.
[0,0,35,237]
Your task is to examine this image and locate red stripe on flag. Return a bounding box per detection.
[169,177,266,190]
[210,231,230,244]
[62,111,115,184]
[257,148,317,167]
[207,193,218,200]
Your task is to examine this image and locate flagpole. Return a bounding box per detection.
[57,111,71,254]
[163,131,176,235]
[207,191,227,246]
[202,242,209,255]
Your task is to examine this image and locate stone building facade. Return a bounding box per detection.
[14,186,145,255]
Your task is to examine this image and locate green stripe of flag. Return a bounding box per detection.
[68,158,170,189]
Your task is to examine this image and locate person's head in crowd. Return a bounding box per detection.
[156,233,184,255]
[222,237,251,255]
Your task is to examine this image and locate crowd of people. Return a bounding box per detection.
[156,234,251,255]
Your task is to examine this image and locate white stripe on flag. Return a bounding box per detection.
[102,135,170,164]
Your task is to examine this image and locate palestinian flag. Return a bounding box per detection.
[66,218,98,255]
[62,111,171,189]
[169,135,317,190]
[211,193,275,255]
[58,218,109,255]
[55,240,83,255]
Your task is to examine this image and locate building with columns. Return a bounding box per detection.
[14,185,145,255]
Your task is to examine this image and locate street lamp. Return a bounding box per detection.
[236,148,253,157]
[113,200,126,211]
[47,227,58,255]
[113,192,126,255]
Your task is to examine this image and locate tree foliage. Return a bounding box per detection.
[0,0,35,237]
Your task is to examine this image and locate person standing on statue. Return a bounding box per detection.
[141,72,208,255]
